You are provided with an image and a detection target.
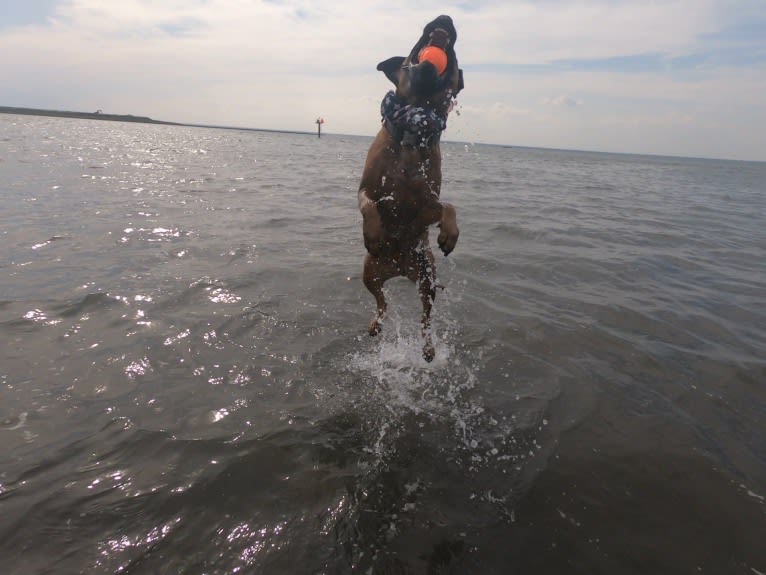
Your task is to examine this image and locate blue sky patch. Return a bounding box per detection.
[0,0,57,30]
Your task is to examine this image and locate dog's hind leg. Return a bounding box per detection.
[411,245,437,362]
[363,254,397,336]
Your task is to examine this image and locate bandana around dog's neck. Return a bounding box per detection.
[380,90,452,147]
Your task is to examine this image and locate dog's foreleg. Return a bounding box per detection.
[417,200,459,256]
[359,189,385,257]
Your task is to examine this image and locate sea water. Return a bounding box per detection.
[1,114,765,573]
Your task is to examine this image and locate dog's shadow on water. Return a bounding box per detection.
[312,296,558,573]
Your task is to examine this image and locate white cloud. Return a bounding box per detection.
[456,0,721,64]
[542,96,583,107]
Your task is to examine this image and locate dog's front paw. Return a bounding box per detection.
[437,204,459,256]
[437,225,459,256]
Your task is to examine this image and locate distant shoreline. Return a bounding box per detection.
[0,105,182,126]
[0,105,314,137]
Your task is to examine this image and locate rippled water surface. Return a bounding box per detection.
[1,114,765,574]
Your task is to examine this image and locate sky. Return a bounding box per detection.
[1,0,765,161]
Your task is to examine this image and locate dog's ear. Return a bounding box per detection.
[377,57,405,86]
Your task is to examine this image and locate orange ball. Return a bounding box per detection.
[418,46,448,75]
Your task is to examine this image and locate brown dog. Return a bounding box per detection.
[358,15,464,361]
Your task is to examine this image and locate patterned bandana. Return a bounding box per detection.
[380,90,451,147]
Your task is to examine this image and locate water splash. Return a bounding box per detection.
[329,299,557,572]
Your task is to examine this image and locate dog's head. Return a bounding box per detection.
[377,15,464,110]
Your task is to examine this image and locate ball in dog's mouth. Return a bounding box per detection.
[418,46,448,75]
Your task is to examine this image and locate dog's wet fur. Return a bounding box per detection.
[358,15,464,362]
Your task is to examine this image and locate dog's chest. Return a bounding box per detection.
[379,170,436,221]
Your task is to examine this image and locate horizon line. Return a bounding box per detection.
[1,105,762,165]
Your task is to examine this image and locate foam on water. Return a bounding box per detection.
[325,287,560,571]
[346,274,475,416]
[344,278,551,486]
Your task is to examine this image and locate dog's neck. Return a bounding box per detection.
[380,90,452,148]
